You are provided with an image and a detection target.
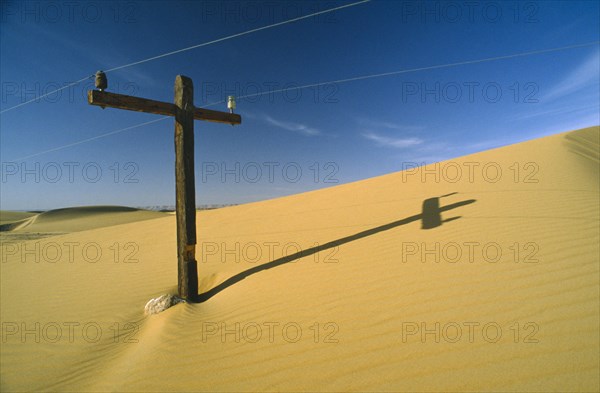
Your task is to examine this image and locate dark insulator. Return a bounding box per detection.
[95,70,107,91]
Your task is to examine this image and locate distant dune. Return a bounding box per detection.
[0,211,37,226]
[0,206,167,240]
[1,126,598,392]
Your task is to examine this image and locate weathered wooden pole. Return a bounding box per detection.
[87,75,241,301]
[174,75,198,299]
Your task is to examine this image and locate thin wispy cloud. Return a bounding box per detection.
[357,118,425,132]
[358,117,425,148]
[387,134,516,166]
[512,104,599,121]
[362,132,423,148]
[543,50,600,101]
[264,115,321,136]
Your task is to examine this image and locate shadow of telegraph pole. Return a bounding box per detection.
[193,193,475,303]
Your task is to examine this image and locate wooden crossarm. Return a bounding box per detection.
[194,107,242,125]
[87,90,242,125]
[88,90,176,116]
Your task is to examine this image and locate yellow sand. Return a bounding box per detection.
[1,126,598,392]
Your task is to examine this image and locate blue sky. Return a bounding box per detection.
[1,0,599,210]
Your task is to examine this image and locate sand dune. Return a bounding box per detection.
[0,206,167,241]
[1,126,598,392]
[0,211,37,226]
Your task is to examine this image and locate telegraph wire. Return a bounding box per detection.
[207,40,600,105]
[0,0,370,114]
[9,40,599,160]
[10,117,170,161]
[104,0,371,73]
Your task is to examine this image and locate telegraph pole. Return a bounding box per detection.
[88,74,241,300]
